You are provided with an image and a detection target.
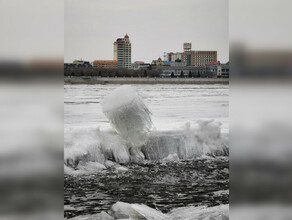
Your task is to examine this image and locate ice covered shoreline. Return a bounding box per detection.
[64,76,229,85]
[64,123,229,176]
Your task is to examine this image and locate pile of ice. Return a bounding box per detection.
[64,128,131,175]
[64,86,229,175]
[101,85,152,147]
[144,120,229,161]
[67,201,229,219]
[64,121,228,175]
[110,202,167,220]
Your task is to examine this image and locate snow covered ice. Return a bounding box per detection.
[64,120,228,175]
[144,120,228,161]
[68,201,229,220]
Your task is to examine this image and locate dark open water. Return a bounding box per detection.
[64,157,229,219]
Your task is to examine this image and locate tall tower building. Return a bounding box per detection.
[113,34,131,69]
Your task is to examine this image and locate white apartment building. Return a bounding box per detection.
[113,34,131,69]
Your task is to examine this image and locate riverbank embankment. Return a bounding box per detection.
[64,77,229,85]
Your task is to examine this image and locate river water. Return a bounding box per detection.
[64,84,229,219]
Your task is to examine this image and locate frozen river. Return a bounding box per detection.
[64,84,229,219]
[64,84,228,132]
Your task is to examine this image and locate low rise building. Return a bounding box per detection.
[151,57,165,66]
[205,61,229,78]
[170,61,187,67]
[92,60,117,68]
[162,61,171,66]
[64,60,92,68]
[153,65,207,77]
[139,63,151,69]
[131,61,150,70]
[73,60,91,66]
[220,62,229,78]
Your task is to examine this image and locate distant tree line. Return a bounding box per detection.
[64,67,162,78]
[64,67,217,78]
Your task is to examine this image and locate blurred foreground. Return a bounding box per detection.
[230,0,292,219]
[0,65,63,219]
[1,0,292,219]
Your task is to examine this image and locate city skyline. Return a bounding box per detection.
[65,0,228,63]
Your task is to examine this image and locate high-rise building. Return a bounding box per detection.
[113,34,131,69]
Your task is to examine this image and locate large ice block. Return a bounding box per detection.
[101,86,152,147]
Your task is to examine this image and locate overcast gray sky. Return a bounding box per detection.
[0,0,63,61]
[65,0,229,63]
[2,0,291,63]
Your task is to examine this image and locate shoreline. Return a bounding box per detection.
[64,76,229,85]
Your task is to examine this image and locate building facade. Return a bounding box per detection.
[166,44,216,66]
[92,60,117,68]
[205,61,229,78]
[170,61,187,67]
[151,57,165,66]
[219,62,229,78]
[131,61,150,70]
[113,34,131,69]
[181,50,217,67]
[154,65,207,77]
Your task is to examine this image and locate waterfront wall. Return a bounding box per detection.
[64,76,229,85]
